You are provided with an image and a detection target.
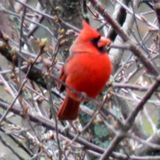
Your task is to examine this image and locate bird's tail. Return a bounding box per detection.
[57,96,80,120]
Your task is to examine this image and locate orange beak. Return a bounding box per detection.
[97,37,111,48]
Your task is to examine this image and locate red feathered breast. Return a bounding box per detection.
[65,50,112,100]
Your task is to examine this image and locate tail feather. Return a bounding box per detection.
[57,96,80,120]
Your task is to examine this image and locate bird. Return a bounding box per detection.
[57,20,112,120]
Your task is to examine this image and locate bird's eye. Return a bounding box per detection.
[90,36,101,46]
[90,36,106,53]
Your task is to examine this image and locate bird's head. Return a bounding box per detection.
[79,20,111,51]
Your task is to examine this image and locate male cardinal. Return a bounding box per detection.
[57,20,112,120]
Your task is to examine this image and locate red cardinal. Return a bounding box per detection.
[57,20,112,120]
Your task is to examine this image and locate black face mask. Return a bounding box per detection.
[90,35,107,53]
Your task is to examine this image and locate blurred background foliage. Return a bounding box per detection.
[0,0,160,159]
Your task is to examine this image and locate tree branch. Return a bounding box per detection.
[89,0,159,76]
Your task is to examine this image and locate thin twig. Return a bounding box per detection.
[99,76,160,159]
[0,41,45,124]
[1,99,160,160]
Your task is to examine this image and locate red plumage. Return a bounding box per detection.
[57,21,112,120]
